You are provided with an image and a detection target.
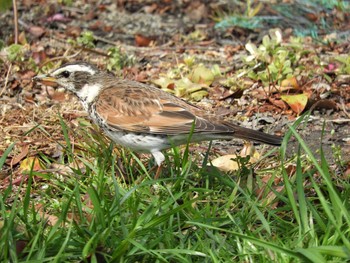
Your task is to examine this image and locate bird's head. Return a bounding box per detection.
[33,61,103,103]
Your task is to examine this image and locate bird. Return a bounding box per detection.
[33,61,282,169]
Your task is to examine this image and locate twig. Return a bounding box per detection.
[325,119,350,123]
[0,63,13,97]
[339,98,350,118]
[40,48,83,67]
[81,47,109,57]
[12,0,18,44]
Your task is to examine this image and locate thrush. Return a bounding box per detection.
[33,61,282,167]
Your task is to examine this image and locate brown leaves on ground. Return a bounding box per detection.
[211,142,260,172]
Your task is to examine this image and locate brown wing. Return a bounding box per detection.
[94,80,231,135]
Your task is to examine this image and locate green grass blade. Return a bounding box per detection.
[0,142,15,168]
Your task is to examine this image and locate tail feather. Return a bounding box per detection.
[226,122,282,146]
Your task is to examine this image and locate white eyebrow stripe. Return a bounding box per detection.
[51,65,97,76]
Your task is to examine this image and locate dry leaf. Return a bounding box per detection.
[240,143,260,160]
[29,26,46,38]
[11,145,29,167]
[211,154,240,172]
[281,76,299,89]
[281,93,308,114]
[268,97,288,110]
[310,99,338,111]
[18,31,27,45]
[51,91,67,102]
[19,157,43,173]
[135,34,155,47]
[256,185,284,209]
[211,142,260,172]
[36,204,59,226]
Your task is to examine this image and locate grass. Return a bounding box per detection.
[0,114,350,262]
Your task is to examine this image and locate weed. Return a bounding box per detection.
[76,31,96,49]
[107,47,135,72]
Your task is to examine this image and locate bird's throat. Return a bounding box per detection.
[76,83,102,107]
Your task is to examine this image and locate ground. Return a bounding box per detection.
[0,1,350,261]
[1,1,349,172]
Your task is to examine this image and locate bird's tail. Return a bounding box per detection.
[225,122,282,146]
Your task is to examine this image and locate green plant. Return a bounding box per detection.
[1,43,37,71]
[279,113,350,261]
[0,0,12,12]
[212,0,262,22]
[107,47,135,71]
[152,57,222,101]
[77,31,95,48]
[5,44,25,62]
[242,29,308,85]
[334,54,350,74]
[1,113,349,262]
[58,0,73,6]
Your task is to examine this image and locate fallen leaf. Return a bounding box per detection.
[344,163,350,179]
[19,157,43,173]
[152,76,175,90]
[281,93,308,114]
[143,3,158,13]
[268,97,288,110]
[36,204,59,226]
[211,144,259,172]
[50,91,67,101]
[11,145,29,167]
[240,143,260,160]
[135,34,155,47]
[18,31,27,45]
[20,70,36,85]
[188,65,214,85]
[32,50,47,64]
[256,185,284,209]
[310,99,338,111]
[29,26,46,38]
[65,26,81,37]
[186,2,208,22]
[211,154,240,172]
[16,240,28,255]
[88,20,105,31]
[281,76,299,89]
[175,77,205,97]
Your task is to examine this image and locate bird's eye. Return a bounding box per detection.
[60,71,70,78]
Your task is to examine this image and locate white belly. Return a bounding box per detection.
[104,129,169,153]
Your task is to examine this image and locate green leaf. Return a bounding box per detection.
[188,65,214,85]
[0,0,12,12]
[77,31,95,48]
[6,44,24,62]
[190,90,208,101]
[152,76,175,90]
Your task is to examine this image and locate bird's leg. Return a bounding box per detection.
[151,151,165,179]
[147,164,163,179]
[154,165,162,179]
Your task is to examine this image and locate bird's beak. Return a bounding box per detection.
[32,74,58,87]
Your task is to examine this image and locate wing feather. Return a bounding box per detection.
[94,80,231,135]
